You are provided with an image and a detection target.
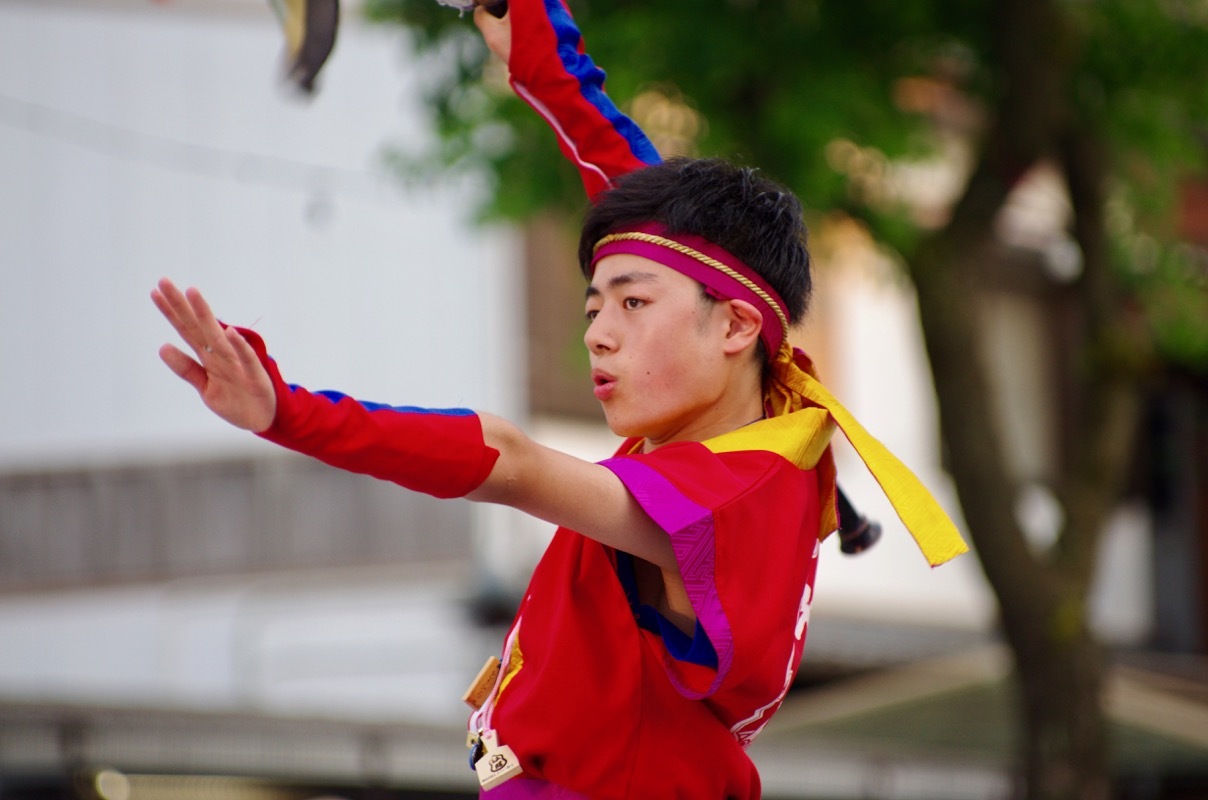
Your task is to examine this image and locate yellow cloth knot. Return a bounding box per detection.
[759,344,969,567]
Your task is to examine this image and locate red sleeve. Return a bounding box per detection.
[507,0,661,200]
[234,326,499,500]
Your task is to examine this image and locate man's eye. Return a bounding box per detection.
[585,309,599,322]
[624,298,644,310]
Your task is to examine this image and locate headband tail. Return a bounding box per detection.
[768,348,969,567]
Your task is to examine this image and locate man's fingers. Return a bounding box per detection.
[153,279,231,360]
[184,286,228,354]
[226,327,264,378]
[473,4,512,62]
[158,343,208,394]
[226,328,278,431]
[472,6,493,33]
[151,282,190,337]
[153,279,209,355]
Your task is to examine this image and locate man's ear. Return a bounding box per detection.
[721,299,764,355]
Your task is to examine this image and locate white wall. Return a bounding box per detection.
[0,0,528,721]
[0,0,522,469]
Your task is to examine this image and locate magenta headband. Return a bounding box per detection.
[590,222,790,355]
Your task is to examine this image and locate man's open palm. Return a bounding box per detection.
[151,278,277,433]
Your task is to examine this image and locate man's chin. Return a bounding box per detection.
[602,414,642,441]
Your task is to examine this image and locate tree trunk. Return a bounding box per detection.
[910,194,1115,799]
[907,121,1131,796]
[1005,572,1111,800]
[898,0,1150,793]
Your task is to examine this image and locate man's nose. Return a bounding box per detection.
[584,312,616,353]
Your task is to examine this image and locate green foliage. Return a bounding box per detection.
[1112,231,1208,372]
[366,0,588,219]
[1073,0,1208,230]
[366,0,1208,370]
[365,0,983,221]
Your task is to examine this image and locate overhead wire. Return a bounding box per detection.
[0,91,401,204]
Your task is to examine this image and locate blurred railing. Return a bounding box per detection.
[0,456,475,591]
[0,700,478,799]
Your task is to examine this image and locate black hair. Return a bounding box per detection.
[578,158,812,329]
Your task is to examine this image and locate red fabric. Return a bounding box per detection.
[236,326,499,499]
[507,0,660,200]
[485,443,823,798]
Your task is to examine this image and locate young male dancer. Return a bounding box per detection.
[153,1,966,795]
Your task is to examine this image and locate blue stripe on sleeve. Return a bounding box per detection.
[300,387,476,417]
[543,0,662,168]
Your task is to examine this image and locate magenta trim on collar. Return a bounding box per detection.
[598,454,734,699]
[590,221,788,354]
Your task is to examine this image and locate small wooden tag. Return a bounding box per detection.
[462,656,502,710]
[475,730,523,789]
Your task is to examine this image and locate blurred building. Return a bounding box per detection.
[0,0,521,794]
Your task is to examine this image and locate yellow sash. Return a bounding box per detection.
[706,345,968,567]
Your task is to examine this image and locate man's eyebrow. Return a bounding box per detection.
[584,271,660,299]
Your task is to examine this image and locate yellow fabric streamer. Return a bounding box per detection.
[710,344,969,567]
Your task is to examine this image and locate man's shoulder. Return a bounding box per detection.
[702,406,834,471]
[604,437,813,513]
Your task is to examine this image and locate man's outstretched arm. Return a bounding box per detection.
[151,279,678,573]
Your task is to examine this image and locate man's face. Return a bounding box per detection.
[584,254,737,447]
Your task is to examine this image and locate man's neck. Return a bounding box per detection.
[640,391,766,453]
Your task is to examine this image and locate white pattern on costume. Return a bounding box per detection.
[729,568,815,748]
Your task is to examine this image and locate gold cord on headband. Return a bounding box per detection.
[593,231,791,340]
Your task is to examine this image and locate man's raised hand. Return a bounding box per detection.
[473,2,511,64]
[151,278,277,433]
